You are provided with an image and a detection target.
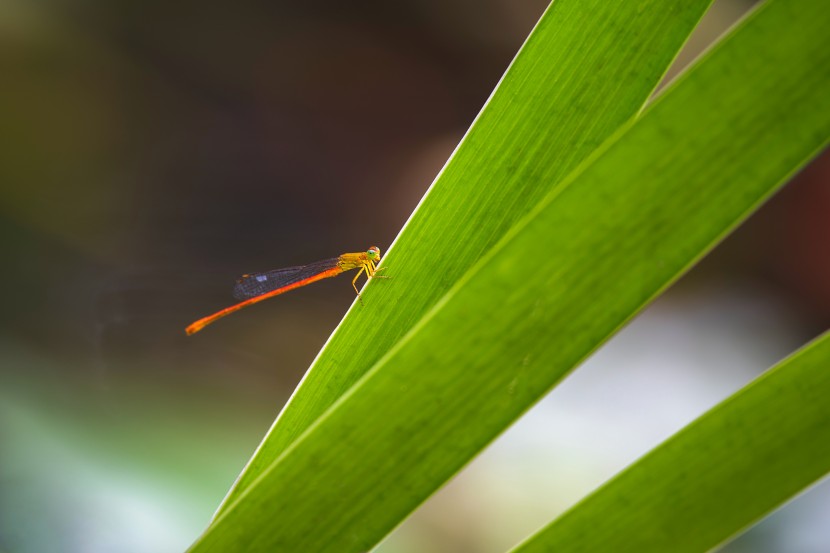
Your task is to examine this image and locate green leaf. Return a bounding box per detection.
[215,0,715,517]
[191,1,830,552]
[510,331,830,553]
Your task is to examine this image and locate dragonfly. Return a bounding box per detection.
[186,246,386,335]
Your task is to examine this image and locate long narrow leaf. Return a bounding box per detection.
[215,0,714,514]
[510,331,830,553]
[193,1,830,551]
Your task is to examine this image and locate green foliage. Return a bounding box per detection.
[189,1,830,551]
[511,332,830,553]
[215,0,716,519]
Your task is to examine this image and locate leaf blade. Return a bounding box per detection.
[216,0,716,516]
[510,331,830,553]
[194,1,830,552]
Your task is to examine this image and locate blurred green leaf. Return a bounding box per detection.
[190,0,830,552]
[510,331,830,553]
[215,0,715,517]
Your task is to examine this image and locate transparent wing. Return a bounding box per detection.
[232,257,340,300]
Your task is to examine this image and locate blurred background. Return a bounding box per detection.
[1,0,828,551]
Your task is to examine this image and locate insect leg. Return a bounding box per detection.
[352,265,367,302]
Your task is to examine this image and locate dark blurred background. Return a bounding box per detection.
[1,1,828,552]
